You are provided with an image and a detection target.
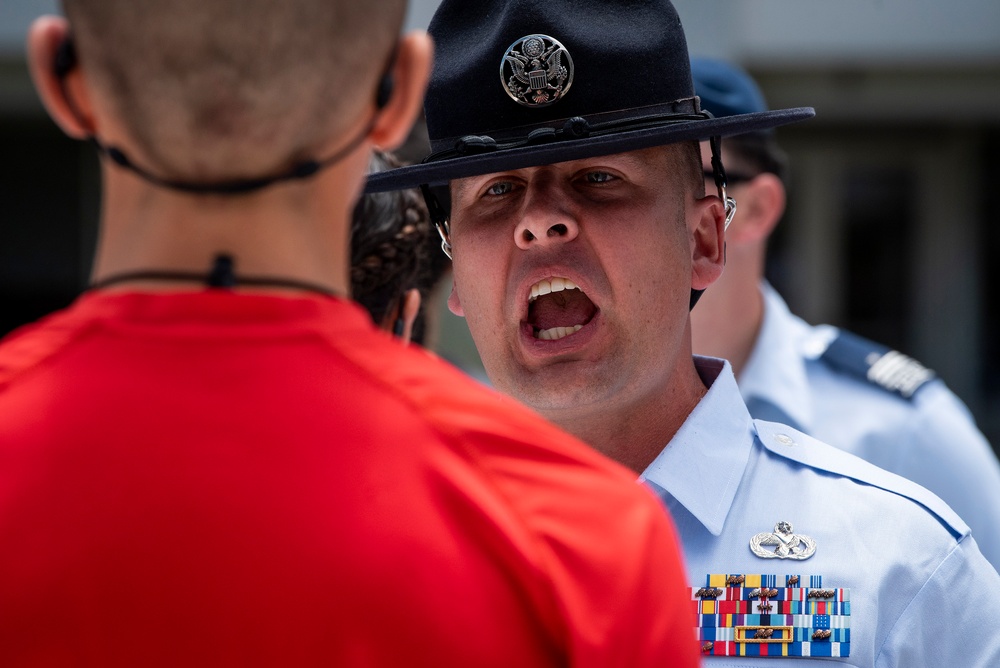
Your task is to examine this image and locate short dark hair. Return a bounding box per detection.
[62,0,406,180]
[351,151,436,342]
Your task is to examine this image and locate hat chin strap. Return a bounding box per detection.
[690,135,737,310]
[709,135,738,230]
[420,185,454,260]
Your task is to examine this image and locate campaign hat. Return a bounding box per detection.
[366,0,813,193]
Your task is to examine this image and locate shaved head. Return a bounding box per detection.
[62,0,407,179]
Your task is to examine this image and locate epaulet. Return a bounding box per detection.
[753,419,968,540]
[817,329,936,400]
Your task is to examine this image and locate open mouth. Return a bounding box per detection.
[527,277,598,341]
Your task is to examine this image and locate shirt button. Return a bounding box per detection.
[775,433,796,446]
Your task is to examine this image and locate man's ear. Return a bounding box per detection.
[368,30,433,151]
[446,280,464,317]
[26,16,93,139]
[726,173,785,245]
[691,194,727,291]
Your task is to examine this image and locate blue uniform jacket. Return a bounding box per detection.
[738,282,1000,570]
[641,357,1000,666]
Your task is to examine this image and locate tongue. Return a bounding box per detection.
[529,289,597,330]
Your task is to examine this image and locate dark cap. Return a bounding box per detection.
[691,57,769,118]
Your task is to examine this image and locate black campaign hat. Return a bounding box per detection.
[366,0,813,193]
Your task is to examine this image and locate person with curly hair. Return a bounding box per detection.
[350,150,433,344]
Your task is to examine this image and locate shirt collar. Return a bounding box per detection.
[639,356,755,536]
[737,282,815,432]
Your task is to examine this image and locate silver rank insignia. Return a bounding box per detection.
[750,521,817,560]
[500,34,574,108]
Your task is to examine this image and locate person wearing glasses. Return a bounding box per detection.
[689,56,1000,571]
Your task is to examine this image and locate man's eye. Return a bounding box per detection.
[585,171,615,184]
[486,181,514,196]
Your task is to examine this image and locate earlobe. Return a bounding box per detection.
[446,281,464,317]
[369,30,434,150]
[27,16,92,139]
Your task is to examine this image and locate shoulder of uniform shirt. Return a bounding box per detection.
[753,418,969,540]
[802,326,939,402]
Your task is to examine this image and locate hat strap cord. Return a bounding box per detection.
[420,185,453,260]
[709,135,738,230]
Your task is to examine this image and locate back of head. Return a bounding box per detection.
[691,57,788,182]
[62,0,406,181]
[351,150,433,335]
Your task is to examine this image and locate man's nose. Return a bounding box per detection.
[513,187,580,250]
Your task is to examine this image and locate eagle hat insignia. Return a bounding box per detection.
[750,521,817,560]
[499,34,574,108]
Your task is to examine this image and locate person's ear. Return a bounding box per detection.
[691,193,727,291]
[727,173,785,245]
[446,280,464,317]
[395,288,421,344]
[26,16,94,139]
[368,30,433,151]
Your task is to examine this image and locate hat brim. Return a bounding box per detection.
[366,107,813,193]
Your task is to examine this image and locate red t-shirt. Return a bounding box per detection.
[0,291,697,666]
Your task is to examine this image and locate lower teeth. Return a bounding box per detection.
[536,324,583,340]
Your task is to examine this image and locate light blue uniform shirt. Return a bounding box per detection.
[641,357,1000,666]
[740,282,1000,570]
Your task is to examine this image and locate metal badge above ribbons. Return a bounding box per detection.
[500,34,574,107]
[750,521,817,560]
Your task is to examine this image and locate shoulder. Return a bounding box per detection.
[0,301,95,392]
[806,327,937,401]
[340,330,650,503]
[752,418,969,540]
[342,334,693,648]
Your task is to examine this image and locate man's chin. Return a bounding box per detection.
[492,368,610,416]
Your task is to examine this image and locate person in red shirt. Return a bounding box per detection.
[0,0,699,665]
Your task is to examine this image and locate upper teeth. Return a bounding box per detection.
[529,277,579,302]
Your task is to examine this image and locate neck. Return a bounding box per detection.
[690,246,766,378]
[539,354,708,474]
[90,149,369,297]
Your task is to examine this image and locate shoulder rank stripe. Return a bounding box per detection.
[820,329,935,400]
[693,574,851,658]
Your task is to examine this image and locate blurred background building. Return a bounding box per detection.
[2,0,999,449]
